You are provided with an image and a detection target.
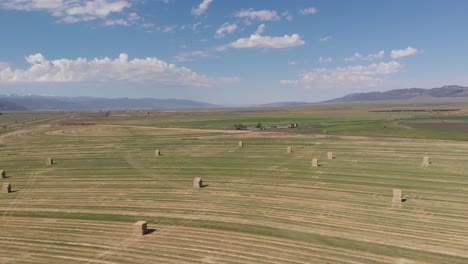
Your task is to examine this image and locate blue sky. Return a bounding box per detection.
[0,0,467,104]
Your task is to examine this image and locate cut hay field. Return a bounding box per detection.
[1,105,468,263]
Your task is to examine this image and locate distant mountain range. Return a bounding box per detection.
[0,95,216,111]
[0,99,28,111]
[325,85,468,103]
[256,102,309,107]
[1,85,468,111]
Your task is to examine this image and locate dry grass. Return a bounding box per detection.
[0,116,467,263]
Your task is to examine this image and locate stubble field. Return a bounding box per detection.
[0,104,468,263]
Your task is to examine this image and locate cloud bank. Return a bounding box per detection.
[281,61,401,88]
[0,0,133,24]
[0,53,239,87]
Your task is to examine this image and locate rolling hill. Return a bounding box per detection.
[0,99,28,111]
[0,95,217,110]
[325,85,468,103]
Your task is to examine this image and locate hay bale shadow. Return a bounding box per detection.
[201,184,209,188]
[402,198,407,203]
[144,228,156,235]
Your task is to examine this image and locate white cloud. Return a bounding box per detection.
[345,51,385,61]
[366,50,385,60]
[234,9,280,21]
[214,22,237,38]
[300,7,318,15]
[173,50,209,62]
[127,12,140,23]
[242,19,252,26]
[104,18,129,26]
[0,62,9,70]
[282,11,293,21]
[191,22,202,31]
[391,47,421,59]
[0,0,65,10]
[191,0,213,16]
[158,25,178,32]
[289,61,297,65]
[141,23,155,29]
[65,1,130,19]
[0,53,239,87]
[255,24,266,35]
[226,33,305,49]
[318,57,333,63]
[0,0,132,24]
[281,61,401,88]
[344,53,363,62]
[319,36,332,42]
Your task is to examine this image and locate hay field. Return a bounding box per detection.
[1,108,468,263]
